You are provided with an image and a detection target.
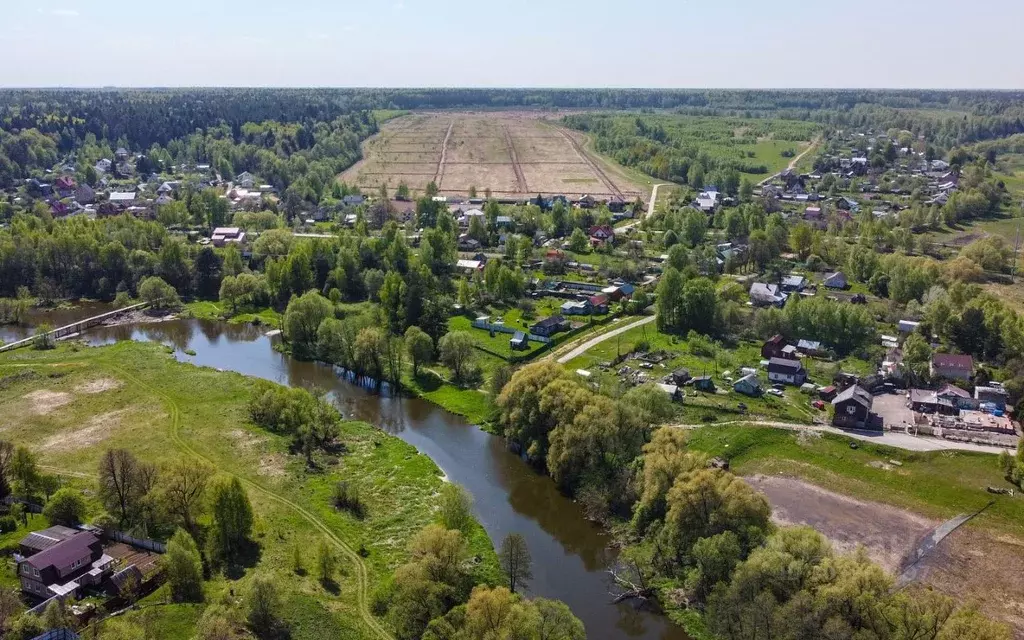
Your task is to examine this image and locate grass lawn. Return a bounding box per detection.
[564,325,876,425]
[0,341,498,639]
[449,314,545,359]
[684,425,1024,538]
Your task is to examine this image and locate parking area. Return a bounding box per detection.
[872,392,914,428]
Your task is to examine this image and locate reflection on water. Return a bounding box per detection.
[65,315,687,640]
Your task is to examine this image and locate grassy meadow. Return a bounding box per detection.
[0,341,498,639]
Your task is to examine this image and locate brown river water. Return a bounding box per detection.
[2,309,688,640]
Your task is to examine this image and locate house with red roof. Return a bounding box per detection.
[588,225,615,247]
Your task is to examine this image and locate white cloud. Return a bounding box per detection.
[343,25,356,32]
[392,2,405,12]
[49,9,80,17]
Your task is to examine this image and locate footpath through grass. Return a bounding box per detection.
[0,341,498,639]
[684,425,1024,538]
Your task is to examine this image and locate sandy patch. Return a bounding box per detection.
[748,474,937,573]
[258,454,287,477]
[40,409,131,452]
[227,429,268,450]
[75,378,123,394]
[23,390,73,415]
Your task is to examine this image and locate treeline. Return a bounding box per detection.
[562,114,818,185]
[0,89,373,150]
[629,430,1008,640]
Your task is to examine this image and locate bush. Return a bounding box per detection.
[43,488,86,526]
[332,481,365,519]
[0,516,17,533]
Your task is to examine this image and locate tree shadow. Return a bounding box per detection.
[223,539,263,580]
[320,577,340,596]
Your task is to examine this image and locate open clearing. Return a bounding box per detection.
[340,111,646,199]
[748,474,936,573]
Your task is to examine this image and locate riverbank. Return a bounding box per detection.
[0,340,500,639]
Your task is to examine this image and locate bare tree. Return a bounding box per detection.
[499,533,533,594]
[161,458,214,535]
[98,449,156,528]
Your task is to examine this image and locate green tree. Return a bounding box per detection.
[438,483,474,533]
[138,275,181,309]
[284,291,333,359]
[568,227,589,253]
[405,326,434,377]
[655,266,685,333]
[439,331,476,384]
[682,209,708,247]
[208,475,254,564]
[789,222,813,259]
[164,528,205,602]
[10,446,39,500]
[43,488,86,526]
[498,533,533,594]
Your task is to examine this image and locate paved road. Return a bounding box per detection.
[668,420,1015,455]
[555,315,657,364]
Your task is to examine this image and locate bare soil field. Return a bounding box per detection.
[340,111,645,199]
[749,474,936,573]
[749,474,1024,636]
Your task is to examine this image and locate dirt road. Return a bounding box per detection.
[433,120,454,187]
[557,128,625,199]
[619,183,671,233]
[553,315,656,364]
[758,136,821,186]
[503,124,528,193]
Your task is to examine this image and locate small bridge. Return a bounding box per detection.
[0,302,150,353]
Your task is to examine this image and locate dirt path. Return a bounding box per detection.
[552,315,656,364]
[556,127,625,199]
[433,120,454,188]
[502,124,529,193]
[112,366,394,640]
[619,183,671,232]
[758,136,821,186]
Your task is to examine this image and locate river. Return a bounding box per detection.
[3,310,688,640]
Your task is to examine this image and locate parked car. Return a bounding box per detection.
[811,400,826,410]
[768,388,785,397]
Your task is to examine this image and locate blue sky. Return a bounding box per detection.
[3,0,1023,88]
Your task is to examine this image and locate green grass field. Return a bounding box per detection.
[684,425,1023,538]
[0,341,498,639]
[185,301,282,327]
